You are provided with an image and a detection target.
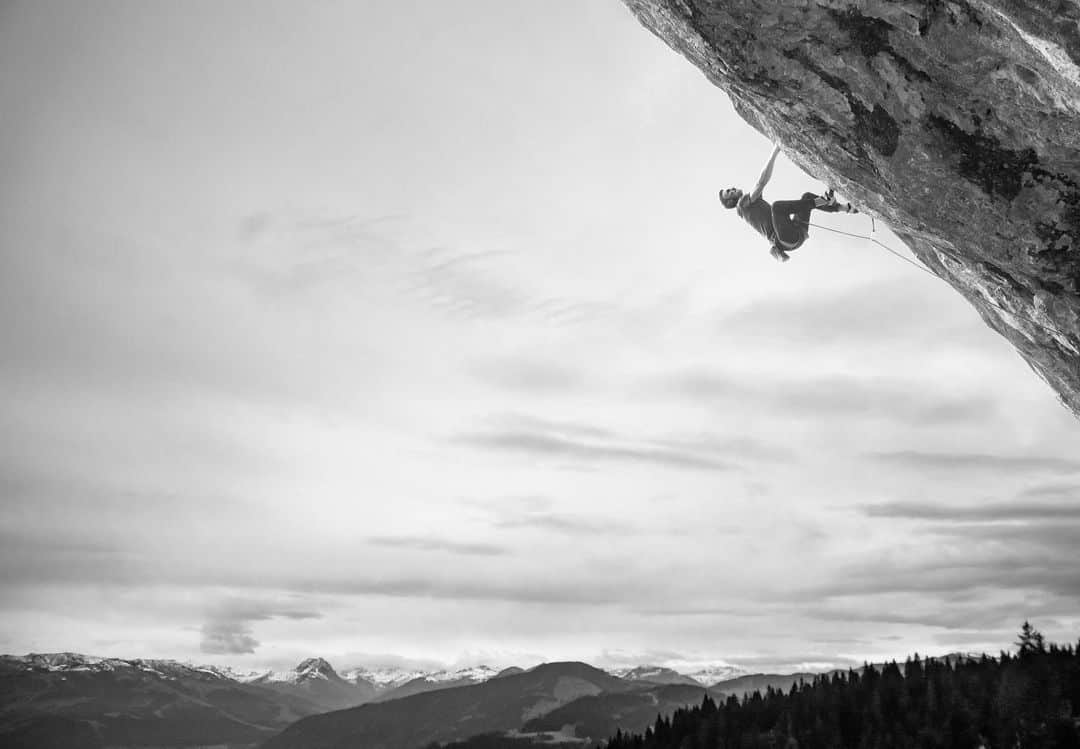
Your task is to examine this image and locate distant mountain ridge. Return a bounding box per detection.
[261,661,632,749]
[0,651,829,748]
[3,651,756,692]
[0,652,326,749]
[247,657,376,711]
[243,660,503,694]
[611,665,704,686]
[2,651,245,681]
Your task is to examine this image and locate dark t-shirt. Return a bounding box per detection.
[737,197,775,242]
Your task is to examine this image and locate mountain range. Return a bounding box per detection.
[0,652,322,748]
[0,651,819,749]
[261,661,635,749]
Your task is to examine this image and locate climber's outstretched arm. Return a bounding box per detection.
[748,145,781,202]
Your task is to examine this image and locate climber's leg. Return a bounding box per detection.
[771,193,817,249]
[816,188,858,214]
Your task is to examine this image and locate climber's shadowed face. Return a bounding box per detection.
[719,187,742,209]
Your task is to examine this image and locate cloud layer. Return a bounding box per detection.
[2,0,1079,672]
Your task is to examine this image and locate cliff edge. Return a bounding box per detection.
[623,0,1080,417]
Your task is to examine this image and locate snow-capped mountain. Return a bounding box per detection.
[251,657,343,685]
[340,665,431,690]
[0,652,327,748]
[340,664,499,691]
[420,665,500,683]
[683,664,747,686]
[248,657,375,709]
[603,662,747,687]
[367,665,502,702]
[611,665,704,686]
[0,652,236,682]
[221,658,503,700]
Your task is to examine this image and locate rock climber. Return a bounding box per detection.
[719,145,857,262]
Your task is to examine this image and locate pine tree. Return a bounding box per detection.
[1016,620,1046,655]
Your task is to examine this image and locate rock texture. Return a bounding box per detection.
[623,0,1080,416]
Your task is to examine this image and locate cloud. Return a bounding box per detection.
[721,654,862,672]
[930,629,1015,647]
[868,451,1080,474]
[716,278,973,347]
[634,605,764,618]
[205,598,323,623]
[367,535,507,556]
[232,212,406,296]
[400,245,614,326]
[593,648,694,669]
[0,516,646,607]
[405,249,519,314]
[200,621,260,655]
[655,371,993,426]
[0,527,140,587]
[230,213,614,328]
[454,414,736,472]
[494,513,624,535]
[852,495,1080,602]
[199,598,323,655]
[803,604,1017,631]
[287,574,643,606]
[651,435,795,464]
[802,596,1077,639]
[459,494,635,538]
[861,499,1080,522]
[469,357,585,393]
[798,542,1080,606]
[1017,483,1080,500]
[458,429,734,471]
[483,414,615,441]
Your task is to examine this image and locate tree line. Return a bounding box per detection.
[606,624,1080,749]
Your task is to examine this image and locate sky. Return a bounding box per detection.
[2,0,1080,677]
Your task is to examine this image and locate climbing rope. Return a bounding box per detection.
[804,218,1075,343]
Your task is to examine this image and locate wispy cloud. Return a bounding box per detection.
[469,357,585,393]
[1017,483,1080,500]
[400,246,613,326]
[404,248,525,320]
[455,414,734,472]
[802,597,1072,633]
[854,494,1080,604]
[460,494,635,538]
[651,435,795,464]
[722,653,862,672]
[367,535,507,556]
[861,499,1080,522]
[716,278,972,347]
[0,527,140,587]
[800,547,1080,603]
[656,371,993,426]
[493,512,628,536]
[458,429,734,471]
[452,413,801,472]
[930,629,1015,647]
[634,605,764,618]
[868,451,1080,474]
[291,575,643,606]
[231,212,406,296]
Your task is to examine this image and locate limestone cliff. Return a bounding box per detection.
[623,0,1080,417]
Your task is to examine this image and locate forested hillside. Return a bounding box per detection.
[606,625,1080,749]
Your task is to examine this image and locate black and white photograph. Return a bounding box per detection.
[2,1,1080,748]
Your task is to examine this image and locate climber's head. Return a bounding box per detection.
[719,188,743,209]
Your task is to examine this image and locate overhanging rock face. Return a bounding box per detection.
[623,0,1080,417]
